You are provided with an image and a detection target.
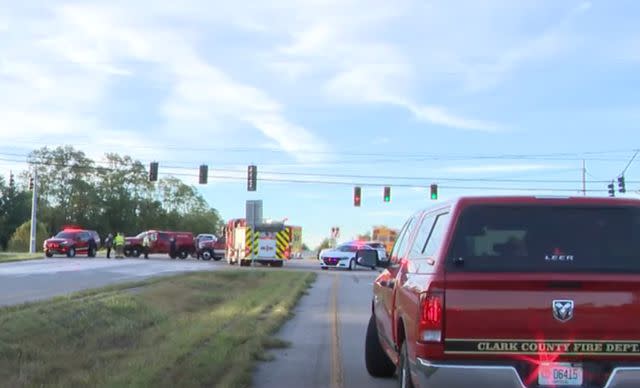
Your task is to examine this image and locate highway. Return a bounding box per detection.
[0,255,394,387]
[0,254,218,306]
[253,267,394,388]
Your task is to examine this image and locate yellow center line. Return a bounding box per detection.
[330,274,344,388]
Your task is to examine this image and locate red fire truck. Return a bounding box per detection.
[225,218,296,266]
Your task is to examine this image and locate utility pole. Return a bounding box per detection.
[29,169,38,254]
[582,159,586,196]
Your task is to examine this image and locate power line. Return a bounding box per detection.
[160,172,611,192]
[2,154,639,187]
[621,150,640,175]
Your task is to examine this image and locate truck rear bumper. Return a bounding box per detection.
[414,358,526,388]
[414,358,640,388]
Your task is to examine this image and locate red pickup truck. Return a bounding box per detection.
[125,230,195,259]
[363,196,640,388]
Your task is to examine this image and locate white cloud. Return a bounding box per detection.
[0,2,327,165]
[326,67,500,131]
[267,2,501,131]
[443,164,563,174]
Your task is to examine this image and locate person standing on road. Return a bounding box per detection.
[114,232,125,259]
[169,237,177,259]
[88,237,97,258]
[104,233,114,259]
[142,233,151,259]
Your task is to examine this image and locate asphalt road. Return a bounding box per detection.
[0,253,219,306]
[0,254,335,306]
[253,266,395,388]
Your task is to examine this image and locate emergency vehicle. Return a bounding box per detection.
[43,226,100,258]
[225,218,294,267]
[124,230,195,259]
[365,196,640,388]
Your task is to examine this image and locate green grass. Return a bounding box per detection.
[0,270,316,388]
[0,252,43,263]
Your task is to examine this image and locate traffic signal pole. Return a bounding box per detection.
[29,169,38,254]
[582,160,586,196]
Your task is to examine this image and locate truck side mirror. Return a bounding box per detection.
[356,249,377,268]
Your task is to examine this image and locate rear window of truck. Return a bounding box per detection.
[446,205,640,273]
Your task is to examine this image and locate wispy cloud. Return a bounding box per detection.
[0,2,327,164]
[324,59,500,131]
[266,2,501,131]
[443,164,563,174]
[446,1,593,92]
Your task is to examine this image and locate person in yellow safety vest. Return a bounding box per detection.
[142,233,151,259]
[114,232,125,259]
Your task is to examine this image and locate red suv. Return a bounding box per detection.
[364,196,640,388]
[44,228,101,258]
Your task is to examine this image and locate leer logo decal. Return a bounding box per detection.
[553,299,574,323]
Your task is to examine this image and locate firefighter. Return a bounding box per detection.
[114,232,125,259]
[104,233,114,259]
[142,233,151,259]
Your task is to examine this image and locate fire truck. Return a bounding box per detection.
[225,218,296,267]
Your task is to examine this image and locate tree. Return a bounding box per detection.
[0,176,32,250]
[28,146,97,230]
[301,243,310,251]
[317,238,332,251]
[7,221,48,252]
[158,177,208,215]
[14,146,224,239]
[94,153,156,234]
[359,232,372,241]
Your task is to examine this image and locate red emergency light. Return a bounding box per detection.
[61,224,83,231]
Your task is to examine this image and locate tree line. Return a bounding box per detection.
[0,146,223,251]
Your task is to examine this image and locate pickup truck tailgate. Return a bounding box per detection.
[443,204,640,359]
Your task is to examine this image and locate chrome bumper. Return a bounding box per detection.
[415,358,640,388]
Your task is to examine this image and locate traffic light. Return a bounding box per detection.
[8,172,14,188]
[29,176,34,191]
[608,182,615,197]
[354,186,362,207]
[247,165,257,191]
[199,164,208,184]
[430,184,438,200]
[149,162,159,182]
[618,176,626,193]
[383,186,391,202]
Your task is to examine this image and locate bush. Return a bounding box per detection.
[7,221,48,252]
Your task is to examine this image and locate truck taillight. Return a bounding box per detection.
[419,292,444,343]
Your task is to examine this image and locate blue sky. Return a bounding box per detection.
[1,0,639,247]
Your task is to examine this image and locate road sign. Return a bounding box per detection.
[246,200,263,226]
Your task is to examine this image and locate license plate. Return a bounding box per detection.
[538,363,583,386]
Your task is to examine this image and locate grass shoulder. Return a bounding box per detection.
[0,269,317,387]
[0,252,43,263]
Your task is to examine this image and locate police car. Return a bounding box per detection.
[319,241,378,270]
